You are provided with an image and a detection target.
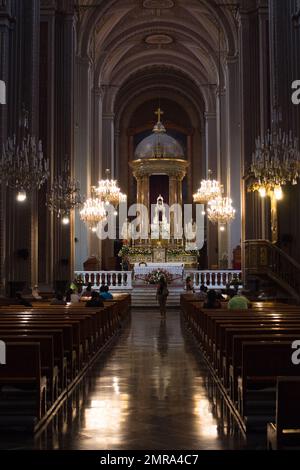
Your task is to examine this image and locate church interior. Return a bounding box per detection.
[1,0,300,456]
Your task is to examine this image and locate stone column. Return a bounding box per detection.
[216,89,229,268]
[169,175,178,241]
[74,55,92,271]
[205,112,218,268]
[238,3,270,277]
[0,0,11,294]
[177,176,184,246]
[39,2,60,288]
[53,3,76,286]
[4,0,41,292]
[88,85,103,263]
[226,56,242,268]
[25,0,40,289]
[141,175,149,242]
[136,175,143,242]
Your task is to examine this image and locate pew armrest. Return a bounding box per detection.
[267,422,277,450]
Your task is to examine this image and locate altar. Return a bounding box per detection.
[134,262,184,278]
[118,108,199,270]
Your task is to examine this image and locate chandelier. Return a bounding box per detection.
[47,159,82,225]
[247,126,300,200]
[193,170,223,204]
[0,107,49,202]
[207,196,236,227]
[95,169,127,206]
[80,193,107,232]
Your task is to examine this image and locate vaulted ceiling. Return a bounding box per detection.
[77,0,238,114]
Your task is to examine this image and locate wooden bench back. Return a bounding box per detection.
[242,341,298,380]
[0,342,41,380]
[277,377,300,431]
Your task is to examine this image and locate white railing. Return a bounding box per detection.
[185,270,242,290]
[75,271,133,290]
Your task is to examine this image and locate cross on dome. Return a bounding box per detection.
[155,107,164,123]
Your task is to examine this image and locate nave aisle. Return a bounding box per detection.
[0,310,262,451]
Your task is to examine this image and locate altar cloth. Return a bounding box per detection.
[134,263,184,278]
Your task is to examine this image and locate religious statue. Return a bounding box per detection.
[185,220,197,251]
[151,195,170,240]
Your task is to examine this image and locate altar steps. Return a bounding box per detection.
[131,285,183,308]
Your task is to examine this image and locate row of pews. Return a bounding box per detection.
[0,294,131,432]
[181,294,300,450]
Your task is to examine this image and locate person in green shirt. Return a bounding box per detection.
[228,290,251,310]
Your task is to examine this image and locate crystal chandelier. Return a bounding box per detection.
[0,107,49,202]
[95,169,127,206]
[80,193,107,232]
[193,170,223,204]
[207,196,236,226]
[247,125,300,200]
[47,159,82,225]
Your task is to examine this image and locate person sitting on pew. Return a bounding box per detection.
[185,276,195,293]
[50,292,67,305]
[100,285,114,300]
[82,283,93,298]
[65,288,80,305]
[198,283,208,301]
[228,289,251,310]
[203,290,222,309]
[32,285,42,300]
[86,291,104,308]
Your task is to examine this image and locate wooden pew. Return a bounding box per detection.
[223,327,300,387]
[0,334,57,405]
[0,319,76,379]
[0,327,66,390]
[215,320,300,374]
[0,296,131,431]
[0,342,47,426]
[229,332,300,402]
[181,296,300,432]
[238,341,299,422]
[267,377,300,450]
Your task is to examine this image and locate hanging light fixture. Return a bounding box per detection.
[46,158,82,224]
[193,170,223,204]
[207,196,236,227]
[247,124,300,199]
[80,190,107,232]
[0,106,49,201]
[94,169,127,206]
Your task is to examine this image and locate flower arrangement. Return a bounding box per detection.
[118,246,152,258]
[167,248,199,258]
[167,248,185,257]
[144,269,174,285]
[118,245,130,258]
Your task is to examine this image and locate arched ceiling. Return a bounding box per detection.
[113,67,207,128]
[77,0,238,113]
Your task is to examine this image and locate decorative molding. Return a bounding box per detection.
[145,34,174,45]
[130,158,189,179]
[143,0,175,9]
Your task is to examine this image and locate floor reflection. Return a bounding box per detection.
[0,310,265,450]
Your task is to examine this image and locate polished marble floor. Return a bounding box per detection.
[0,310,265,450]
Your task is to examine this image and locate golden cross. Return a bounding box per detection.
[155,107,164,122]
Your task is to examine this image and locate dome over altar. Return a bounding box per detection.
[135,132,185,160]
[134,107,185,160]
